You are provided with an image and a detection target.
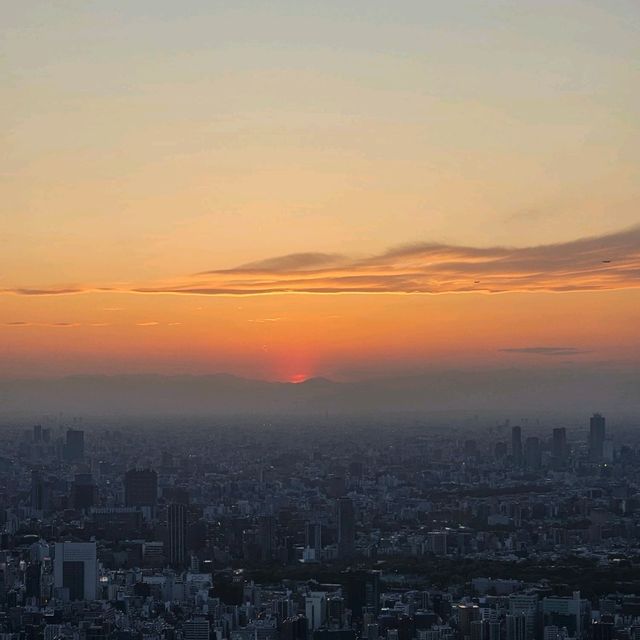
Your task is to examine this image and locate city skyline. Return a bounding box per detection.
[3,4,640,640]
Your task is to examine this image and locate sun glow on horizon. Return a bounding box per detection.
[288,373,311,384]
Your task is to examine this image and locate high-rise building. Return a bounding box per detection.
[457,604,480,640]
[167,503,188,569]
[542,592,589,640]
[306,592,328,630]
[327,595,346,626]
[337,497,355,559]
[31,470,52,514]
[509,593,538,640]
[258,514,276,562]
[506,614,527,640]
[54,542,97,601]
[342,570,380,620]
[524,437,541,471]
[305,521,322,559]
[552,428,568,468]
[589,414,606,462]
[124,469,157,508]
[72,473,96,510]
[281,615,308,640]
[183,619,210,640]
[494,442,508,461]
[25,563,41,602]
[511,426,523,467]
[428,530,448,555]
[65,429,85,462]
[590,621,614,640]
[470,620,490,640]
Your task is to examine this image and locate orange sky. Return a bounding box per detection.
[3,2,640,381]
[1,288,639,381]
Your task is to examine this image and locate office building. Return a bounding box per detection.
[509,594,538,640]
[183,619,210,640]
[457,604,480,640]
[306,592,327,630]
[506,614,527,640]
[342,570,380,619]
[542,592,589,640]
[305,521,322,560]
[281,616,308,640]
[589,414,606,462]
[25,563,41,602]
[552,428,568,468]
[524,437,541,471]
[124,468,157,507]
[512,426,523,467]
[167,503,188,569]
[65,429,85,462]
[257,514,276,561]
[72,473,96,510]
[337,497,355,559]
[31,470,52,514]
[54,542,97,601]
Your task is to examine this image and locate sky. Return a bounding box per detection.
[2,0,640,382]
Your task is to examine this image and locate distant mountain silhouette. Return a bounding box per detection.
[0,367,638,417]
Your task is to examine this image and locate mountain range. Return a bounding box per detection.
[0,367,638,417]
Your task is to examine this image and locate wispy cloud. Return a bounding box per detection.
[2,226,639,297]
[221,252,345,273]
[10,288,86,296]
[500,347,591,356]
[4,321,81,327]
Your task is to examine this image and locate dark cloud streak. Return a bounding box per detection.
[500,347,592,356]
[3,226,640,297]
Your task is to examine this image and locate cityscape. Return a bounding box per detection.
[3,2,640,640]
[2,411,640,640]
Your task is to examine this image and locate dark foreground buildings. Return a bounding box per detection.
[1,411,637,640]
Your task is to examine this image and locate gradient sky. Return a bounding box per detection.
[2,1,640,381]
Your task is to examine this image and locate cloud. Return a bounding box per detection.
[8,287,87,296]
[500,347,591,356]
[3,226,640,297]
[206,252,346,273]
[247,317,285,323]
[4,321,81,327]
